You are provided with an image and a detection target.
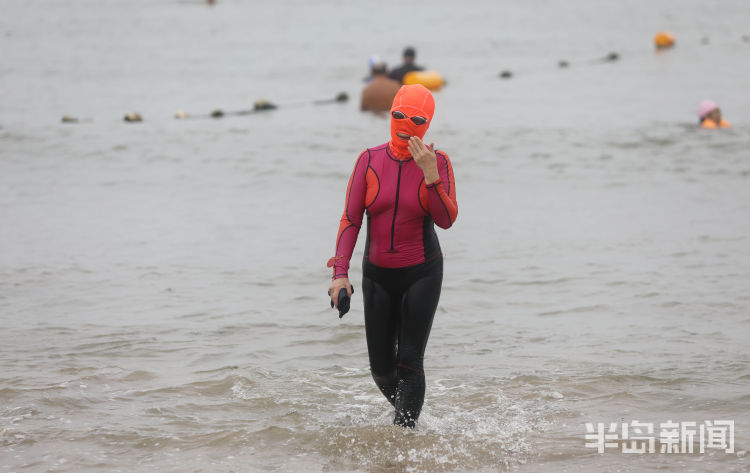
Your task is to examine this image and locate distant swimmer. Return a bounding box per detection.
[698,100,731,129]
[328,84,458,428]
[388,47,425,84]
[361,62,401,112]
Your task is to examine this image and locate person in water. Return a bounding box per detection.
[698,100,731,129]
[361,62,401,112]
[328,84,458,428]
[388,47,424,84]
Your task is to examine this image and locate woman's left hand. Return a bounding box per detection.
[408,136,440,184]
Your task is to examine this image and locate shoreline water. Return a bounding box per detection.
[2,1,749,471]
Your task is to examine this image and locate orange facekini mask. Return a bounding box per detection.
[389,84,435,159]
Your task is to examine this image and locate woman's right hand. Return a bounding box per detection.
[329,277,353,308]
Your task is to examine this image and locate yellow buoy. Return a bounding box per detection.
[654,31,675,49]
[403,70,444,91]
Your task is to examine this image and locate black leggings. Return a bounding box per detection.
[362,257,443,427]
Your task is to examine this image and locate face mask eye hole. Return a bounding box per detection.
[411,116,427,126]
[391,111,407,120]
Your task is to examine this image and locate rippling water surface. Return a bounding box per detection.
[2,1,750,472]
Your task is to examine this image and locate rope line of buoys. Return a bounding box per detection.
[499,50,621,79]
[172,93,348,121]
[175,99,279,120]
[60,92,348,124]
[497,31,749,80]
[54,29,749,123]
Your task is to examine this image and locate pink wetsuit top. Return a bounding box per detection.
[330,142,458,279]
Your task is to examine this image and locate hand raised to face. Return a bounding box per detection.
[408,136,440,184]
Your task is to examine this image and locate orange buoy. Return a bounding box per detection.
[654,31,675,49]
[403,70,444,91]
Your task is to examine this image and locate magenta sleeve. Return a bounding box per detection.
[329,150,370,279]
[426,152,458,229]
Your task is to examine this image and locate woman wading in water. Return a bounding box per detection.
[327,84,458,427]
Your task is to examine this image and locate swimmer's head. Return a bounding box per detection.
[698,100,721,122]
[389,84,434,157]
[403,47,416,64]
[371,62,387,76]
[698,100,718,119]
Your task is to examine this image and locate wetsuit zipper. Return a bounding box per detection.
[390,161,403,251]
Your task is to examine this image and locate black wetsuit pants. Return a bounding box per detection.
[362,256,443,427]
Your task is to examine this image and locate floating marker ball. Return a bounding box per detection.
[654,31,676,49]
[253,100,277,111]
[123,112,142,122]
